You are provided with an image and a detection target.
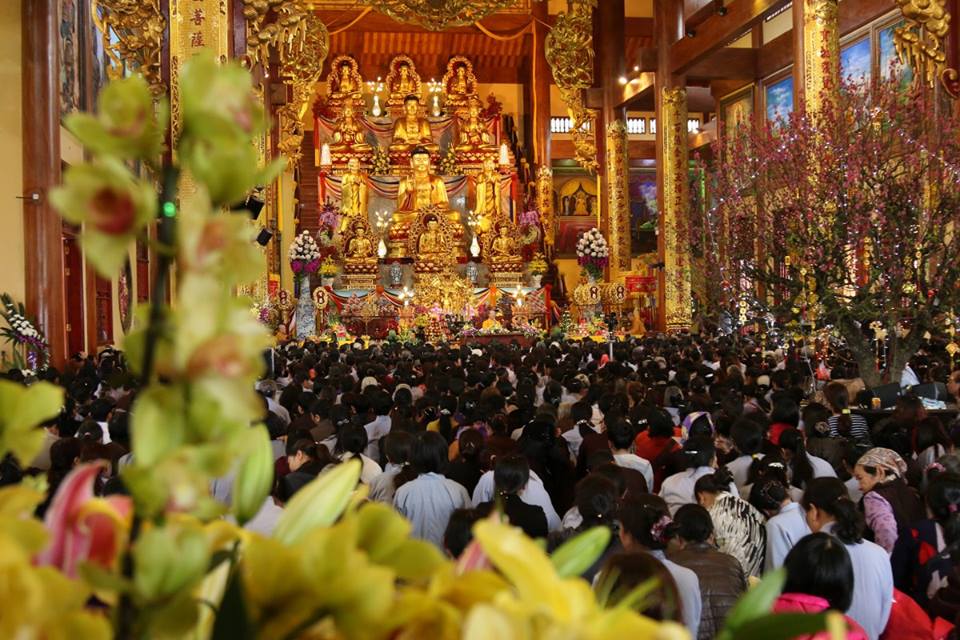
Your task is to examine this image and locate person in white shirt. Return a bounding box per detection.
[607,419,654,492]
[901,362,921,390]
[619,494,702,638]
[725,419,766,488]
[560,401,601,463]
[749,477,811,572]
[336,425,382,485]
[362,391,393,463]
[660,436,736,515]
[472,467,561,532]
[803,477,893,640]
[368,431,414,504]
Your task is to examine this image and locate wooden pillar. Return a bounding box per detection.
[655,0,691,331]
[529,0,552,167]
[793,0,839,113]
[22,0,67,366]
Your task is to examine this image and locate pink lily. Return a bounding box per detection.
[35,462,133,578]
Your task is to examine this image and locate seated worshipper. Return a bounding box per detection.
[659,436,736,515]
[595,551,684,625]
[561,400,603,463]
[750,477,810,572]
[363,390,393,463]
[518,417,576,516]
[803,402,845,475]
[442,429,484,495]
[279,439,334,500]
[855,447,925,553]
[824,381,871,445]
[668,504,747,640]
[774,533,868,640]
[607,418,654,492]
[694,468,766,578]
[803,477,893,640]
[913,417,953,482]
[394,431,471,549]
[740,454,804,504]
[426,395,459,443]
[632,406,681,492]
[778,427,838,490]
[335,424,383,484]
[619,494,702,638]
[891,471,960,608]
[725,417,766,488]
[549,474,623,581]
[443,508,482,559]
[368,431,414,504]
[476,454,548,539]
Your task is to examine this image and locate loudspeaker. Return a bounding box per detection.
[256,228,273,246]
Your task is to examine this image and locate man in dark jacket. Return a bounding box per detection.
[668,503,747,640]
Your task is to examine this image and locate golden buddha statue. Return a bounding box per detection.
[451,65,470,96]
[346,221,374,258]
[330,102,370,152]
[331,61,359,101]
[474,156,503,228]
[417,217,444,256]
[390,96,437,153]
[457,98,493,153]
[396,64,415,96]
[573,190,591,216]
[339,157,368,233]
[490,224,518,260]
[395,147,450,224]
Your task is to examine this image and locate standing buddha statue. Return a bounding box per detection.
[339,157,368,233]
[474,156,503,230]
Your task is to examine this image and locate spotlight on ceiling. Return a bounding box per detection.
[685,27,697,38]
[618,76,628,85]
[717,5,728,15]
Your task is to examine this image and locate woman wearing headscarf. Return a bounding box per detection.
[854,447,925,554]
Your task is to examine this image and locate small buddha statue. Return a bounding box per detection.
[390,96,437,153]
[451,65,470,96]
[457,98,493,152]
[339,157,368,233]
[331,102,370,152]
[489,225,518,260]
[417,218,444,255]
[396,64,415,96]
[573,190,591,216]
[332,61,359,101]
[346,220,374,259]
[474,156,503,226]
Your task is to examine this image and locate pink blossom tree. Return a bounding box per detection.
[698,80,960,386]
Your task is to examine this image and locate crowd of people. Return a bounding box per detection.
[13,334,960,640]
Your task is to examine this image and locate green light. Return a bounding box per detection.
[162,201,176,218]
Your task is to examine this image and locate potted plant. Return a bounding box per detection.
[576,228,609,283]
[528,252,548,288]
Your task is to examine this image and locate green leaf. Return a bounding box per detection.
[0,380,63,464]
[272,459,361,546]
[717,568,786,640]
[232,426,274,526]
[549,526,611,578]
[730,612,830,640]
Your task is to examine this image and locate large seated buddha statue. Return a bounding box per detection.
[390,96,438,154]
[388,147,463,258]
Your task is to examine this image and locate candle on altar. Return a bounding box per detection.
[320,142,332,166]
[499,143,510,167]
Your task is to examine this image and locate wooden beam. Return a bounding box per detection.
[668,0,789,75]
[618,71,656,108]
[757,31,793,78]
[687,47,757,79]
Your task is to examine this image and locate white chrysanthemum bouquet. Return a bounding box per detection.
[576,227,609,280]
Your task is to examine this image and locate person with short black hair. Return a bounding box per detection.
[668,504,746,640]
[595,551,684,624]
[336,424,383,484]
[659,436,735,515]
[443,508,481,558]
[750,476,810,572]
[368,431,414,504]
[607,418,654,491]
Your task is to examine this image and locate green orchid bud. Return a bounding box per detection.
[273,459,361,546]
[134,523,211,601]
[65,75,168,162]
[50,158,157,279]
[130,386,187,468]
[549,526,611,578]
[232,426,274,526]
[0,380,64,466]
[179,51,266,143]
[180,137,285,208]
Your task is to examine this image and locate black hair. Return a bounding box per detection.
[620,494,671,550]
[383,431,415,465]
[338,425,369,456]
[682,435,715,470]
[575,474,619,527]
[444,508,481,558]
[782,533,855,612]
[749,477,789,514]
[494,454,530,496]
[801,477,864,544]
[607,419,636,451]
[570,400,593,424]
[778,428,814,489]
[801,402,832,439]
[770,396,800,427]
[823,382,853,437]
[925,472,960,551]
[395,431,450,490]
[596,551,683,623]
[437,395,459,444]
[107,410,130,448]
[673,503,713,543]
[693,467,734,497]
[730,418,763,455]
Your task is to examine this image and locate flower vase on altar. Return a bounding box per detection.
[295,274,316,340]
